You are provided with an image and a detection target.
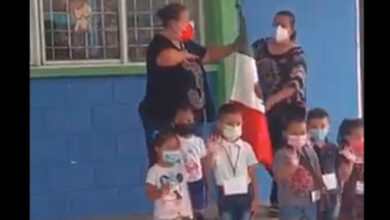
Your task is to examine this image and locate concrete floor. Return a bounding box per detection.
[69,205,278,220]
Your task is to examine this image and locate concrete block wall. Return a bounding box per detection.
[30,73,218,220]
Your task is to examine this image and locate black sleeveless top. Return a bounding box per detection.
[139,34,215,123]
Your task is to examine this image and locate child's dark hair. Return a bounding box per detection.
[152,129,179,149]
[307,108,329,121]
[175,102,194,115]
[282,105,307,130]
[156,3,187,27]
[217,103,243,119]
[337,118,364,146]
[274,10,297,40]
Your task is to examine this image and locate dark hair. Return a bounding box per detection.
[307,108,329,121]
[175,102,194,115]
[337,118,364,146]
[218,103,243,119]
[152,130,179,149]
[156,3,187,27]
[282,105,307,131]
[274,10,297,41]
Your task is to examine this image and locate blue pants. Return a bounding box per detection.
[279,203,317,220]
[318,193,341,220]
[217,185,253,220]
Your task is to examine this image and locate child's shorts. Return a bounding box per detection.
[279,203,317,220]
[188,179,207,211]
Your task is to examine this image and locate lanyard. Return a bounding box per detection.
[222,143,241,176]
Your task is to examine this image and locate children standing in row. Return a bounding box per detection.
[307,108,340,220]
[145,103,364,220]
[145,130,193,220]
[208,103,261,220]
[273,107,322,220]
[171,104,208,220]
[337,118,364,220]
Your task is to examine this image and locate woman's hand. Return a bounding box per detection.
[182,51,199,64]
[265,86,296,112]
[254,83,262,99]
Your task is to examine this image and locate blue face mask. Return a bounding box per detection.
[162,150,181,165]
[310,129,328,142]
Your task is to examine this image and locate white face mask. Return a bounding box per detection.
[275,25,290,43]
[287,135,307,149]
[222,125,242,142]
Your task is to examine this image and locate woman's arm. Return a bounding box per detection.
[265,87,296,112]
[156,49,199,67]
[202,43,238,64]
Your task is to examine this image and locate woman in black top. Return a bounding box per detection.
[139,3,242,167]
[252,10,307,210]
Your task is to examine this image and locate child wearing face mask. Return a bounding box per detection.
[171,104,209,220]
[145,130,193,220]
[307,108,340,220]
[273,107,322,220]
[207,103,260,220]
[337,118,364,220]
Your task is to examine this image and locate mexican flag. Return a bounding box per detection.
[229,53,273,169]
[229,1,273,169]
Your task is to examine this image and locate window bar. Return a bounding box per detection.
[149,0,154,40]
[119,0,128,63]
[85,30,89,59]
[133,0,138,60]
[66,0,73,59]
[100,0,106,58]
[50,0,55,60]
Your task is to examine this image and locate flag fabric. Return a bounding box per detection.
[229,53,273,169]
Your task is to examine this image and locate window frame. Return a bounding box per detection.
[31,0,205,67]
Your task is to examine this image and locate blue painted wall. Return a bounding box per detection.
[242,0,360,202]
[30,73,218,220]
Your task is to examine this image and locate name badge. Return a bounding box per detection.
[311,190,321,203]
[356,181,364,195]
[223,176,248,196]
[322,173,337,190]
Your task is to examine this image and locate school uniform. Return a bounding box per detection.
[212,138,258,220]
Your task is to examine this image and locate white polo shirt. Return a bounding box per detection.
[212,138,258,186]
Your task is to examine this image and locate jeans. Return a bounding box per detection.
[279,203,317,220]
[217,185,253,220]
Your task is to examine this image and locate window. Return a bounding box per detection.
[30,0,202,66]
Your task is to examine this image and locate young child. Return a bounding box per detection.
[171,104,208,220]
[272,107,322,220]
[145,130,193,220]
[207,103,260,220]
[337,118,364,220]
[307,108,340,220]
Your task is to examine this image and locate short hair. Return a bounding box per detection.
[274,10,297,40]
[282,105,307,131]
[156,3,187,27]
[151,129,179,149]
[217,103,243,119]
[307,108,329,120]
[337,118,364,146]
